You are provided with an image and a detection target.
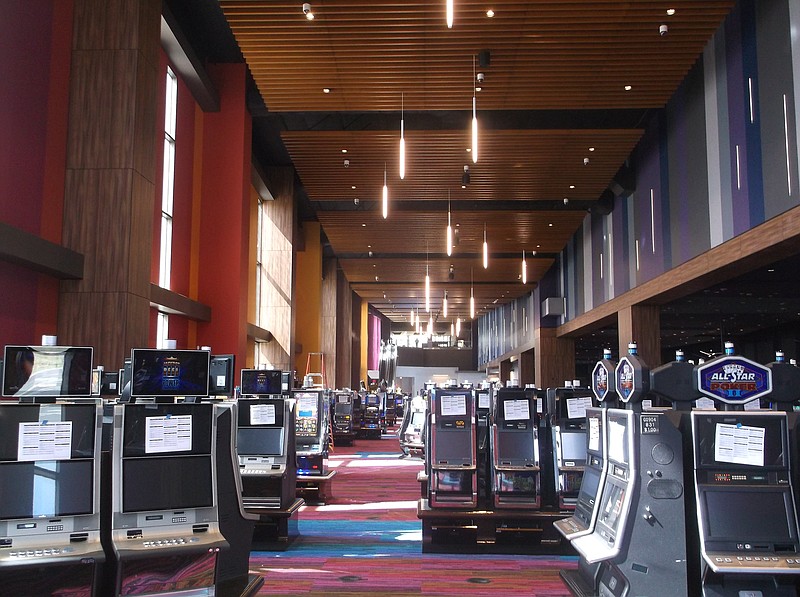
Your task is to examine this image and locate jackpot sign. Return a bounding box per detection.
[696,356,772,404]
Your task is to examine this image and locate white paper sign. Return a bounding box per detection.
[478,393,490,409]
[145,415,192,454]
[250,403,276,425]
[536,398,543,413]
[608,420,626,464]
[641,399,653,410]
[589,416,600,452]
[504,399,530,421]
[441,394,467,416]
[566,396,593,420]
[18,421,72,461]
[216,375,226,388]
[743,398,762,411]
[714,423,765,467]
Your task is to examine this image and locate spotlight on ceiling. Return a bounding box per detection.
[302,3,314,20]
[461,164,470,187]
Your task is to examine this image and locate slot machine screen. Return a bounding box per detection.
[703,488,797,544]
[240,369,282,396]
[122,455,213,512]
[294,391,319,437]
[560,431,588,462]
[693,413,788,470]
[130,349,210,398]
[2,346,93,398]
[0,403,97,520]
[237,427,284,456]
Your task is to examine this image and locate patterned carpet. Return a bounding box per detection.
[249,430,576,595]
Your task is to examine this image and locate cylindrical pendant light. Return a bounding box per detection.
[456,317,461,337]
[470,267,475,319]
[446,0,453,28]
[399,93,405,180]
[382,164,388,219]
[446,193,453,256]
[521,250,527,284]
[443,291,448,318]
[482,223,488,269]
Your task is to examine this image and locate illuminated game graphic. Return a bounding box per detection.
[240,369,282,396]
[2,346,93,398]
[696,356,772,404]
[130,350,210,398]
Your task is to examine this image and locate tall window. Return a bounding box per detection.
[254,197,269,367]
[157,67,178,349]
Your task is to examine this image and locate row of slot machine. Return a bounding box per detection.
[556,343,800,597]
[330,389,406,444]
[0,344,331,597]
[421,380,596,513]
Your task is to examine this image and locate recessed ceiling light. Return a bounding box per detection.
[323,88,331,93]
[536,244,540,248]
[569,185,575,189]
[548,223,553,227]
[768,268,775,272]
[352,185,356,189]
[362,223,366,227]
[341,149,347,153]
[666,8,676,16]
[486,9,495,18]
[589,147,595,152]
[466,148,471,153]
[624,85,632,91]
[475,86,482,92]
[367,245,372,248]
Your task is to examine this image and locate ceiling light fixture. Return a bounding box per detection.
[302,3,314,20]
[456,316,461,337]
[446,0,454,28]
[443,290,448,318]
[482,223,489,269]
[446,191,453,256]
[382,163,388,219]
[322,87,330,93]
[521,250,527,284]
[470,268,475,319]
[472,55,479,163]
[427,314,433,337]
[486,9,495,18]
[410,307,415,326]
[425,246,431,313]
[399,93,405,180]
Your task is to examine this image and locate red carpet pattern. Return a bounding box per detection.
[250,429,575,595]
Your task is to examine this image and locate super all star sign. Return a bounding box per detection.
[695,356,772,405]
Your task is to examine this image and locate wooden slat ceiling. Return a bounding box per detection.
[220,1,735,323]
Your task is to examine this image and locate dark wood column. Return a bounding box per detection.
[58,0,161,368]
[535,327,575,388]
[519,348,535,387]
[618,304,661,367]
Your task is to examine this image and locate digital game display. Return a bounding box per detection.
[122,455,213,512]
[0,460,94,520]
[240,369,282,396]
[2,346,93,398]
[436,470,472,494]
[130,349,210,398]
[497,470,537,495]
[560,431,588,462]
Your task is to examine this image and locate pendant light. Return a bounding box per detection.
[410,307,415,326]
[382,163,388,219]
[427,314,433,337]
[482,223,488,269]
[443,290,448,318]
[471,55,478,163]
[446,0,453,28]
[425,246,431,312]
[399,93,405,180]
[446,192,453,256]
[469,267,475,319]
[521,250,527,284]
[455,317,461,337]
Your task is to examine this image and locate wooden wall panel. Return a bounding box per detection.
[58,0,160,369]
[321,257,338,388]
[336,268,354,389]
[618,304,661,368]
[535,327,575,388]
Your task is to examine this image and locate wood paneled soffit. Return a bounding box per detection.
[0,222,84,280]
[161,5,220,112]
